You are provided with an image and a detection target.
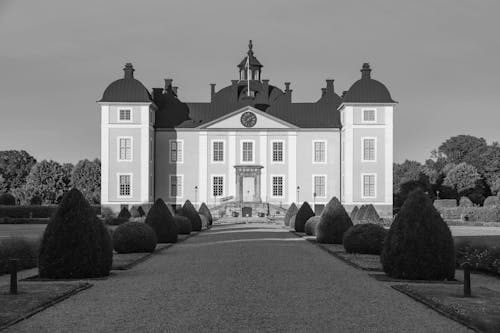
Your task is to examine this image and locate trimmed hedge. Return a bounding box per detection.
[439,206,500,222]
[199,203,213,226]
[0,217,49,224]
[304,216,320,236]
[145,199,178,243]
[285,203,298,227]
[459,196,473,207]
[343,223,387,255]
[179,200,202,231]
[0,193,16,206]
[0,237,39,275]
[381,189,455,280]
[294,202,314,232]
[38,189,113,279]
[0,205,101,218]
[316,197,353,244]
[483,196,500,207]
[174,215,192,235]
[199,214,209,230]
[113,222,157,253]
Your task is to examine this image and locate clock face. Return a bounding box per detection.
[240,111,257,128]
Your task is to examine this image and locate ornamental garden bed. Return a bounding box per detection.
[0,282,92,331]
[392,284,500,333]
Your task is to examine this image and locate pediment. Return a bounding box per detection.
[199,106,297,129]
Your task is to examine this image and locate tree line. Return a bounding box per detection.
[394,134,500,212]
[0,150,100,205]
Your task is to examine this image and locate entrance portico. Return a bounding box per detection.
[234,165,263,202]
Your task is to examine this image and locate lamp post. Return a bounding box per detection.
[297,186,300,203]
[194,186,198,208]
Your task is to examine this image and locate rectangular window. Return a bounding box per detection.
[170,140,183,163]
[213,176,224,197]
[242,141,253,162]
[170,175,183,197]
[313,141,326,163]
[272,176,284,197]
[314,175,326,198]
[363,174,376,198]
[363,109,376,122]
[272,141,284,162]
[119,138,132,161]
[363,138,376,161]
[119,109,131,121]
[119,174,131,197]
[213,141,224,162]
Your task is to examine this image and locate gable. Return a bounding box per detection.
[200,106,297,129]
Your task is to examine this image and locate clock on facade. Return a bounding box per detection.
[240,111,257,127]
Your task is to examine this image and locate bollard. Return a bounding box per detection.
[462,262,472,297]
[9,259,19,295]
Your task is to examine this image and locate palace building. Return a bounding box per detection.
[99,41,396,217]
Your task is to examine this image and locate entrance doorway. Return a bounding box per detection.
[243,177,255,202]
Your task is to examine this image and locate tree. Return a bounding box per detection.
[437,135,487,164]
[18,160,73,205]
[72,159,101,204]
[443,162,481,194]
[0,150,36,193]
[393,160,424,193]
[463,145,500,190]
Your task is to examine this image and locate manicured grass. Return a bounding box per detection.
[393,284,500,332]
[0,282,91,330]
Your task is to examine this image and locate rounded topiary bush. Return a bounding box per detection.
[316,197,353,244]
[0,193,16,206]
[179,200,202,231]
[199,214,209,230]
[459,196,473,207]
[38,188,113,278]
[113,222,157,253]
[343,223,387,254]
[483,196,500,207]
[285,203,298,227]
[174,215,192,234]
[294,202,314,232]
[350,206,359,220]
[381,189,455,280]
[304,216,320,236]
[290,215,297,229]
[145,198,178,243]
[199,203,213,226]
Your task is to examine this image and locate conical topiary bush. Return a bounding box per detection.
[381,189,455,280]
[304,216,320,236]
[294,202,314,232]
[316,197,353,244]
[363,204,380,223]
[199,203,213,226]
[0,193,15,205]
[118,206,131,220]
[290,215,297,230]
[174,215,192,235]
[350,206,359,220]
[145,198,178,243]
[355,205,367,222]
[285,203,298,227]
[179,200,202,231]
[38,188,113,278]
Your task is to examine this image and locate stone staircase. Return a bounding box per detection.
[209,201,288,220]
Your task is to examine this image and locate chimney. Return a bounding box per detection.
[210,83,216,102]
[361,63,371,79]
[172,86,178,96]
[284,82,291,92]
[123,63,134,79]
[284,82,292,102]
[164,78,173,90]
[231,80,238,102]
[341,90,348,98]
[152,88,163,100]
[326,79,334,94]
[262,79,269,102]
[321,88,326,97]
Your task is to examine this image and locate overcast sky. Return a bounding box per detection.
[0,0,499,164]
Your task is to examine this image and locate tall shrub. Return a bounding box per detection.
[362,205,380,223]
[285,203,298,226]
[316,197,353,244]
[199,203,213,226]
[174,215,192,235]
[343,224,387,254]
[179,200,202,231]
[294,202,314,232]
[38,188,112,278]
[350,206,359,220]
[113,222,157,253]
[304,216,320,236]
[145,199,178,243]
[381,189,455,280]
[0,193,16,205]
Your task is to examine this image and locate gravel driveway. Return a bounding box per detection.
[6,223,471,332]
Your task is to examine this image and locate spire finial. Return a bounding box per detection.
[123,63,134,79]
[361,62,371,79]
[249,40,253,51]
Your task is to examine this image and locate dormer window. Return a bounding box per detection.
[119,109,131,122]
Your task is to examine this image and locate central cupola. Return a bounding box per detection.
[238,40,263,81]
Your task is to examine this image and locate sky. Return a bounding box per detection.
[0,0,499,164]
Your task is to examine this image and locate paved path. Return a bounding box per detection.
[7,223,470,332]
